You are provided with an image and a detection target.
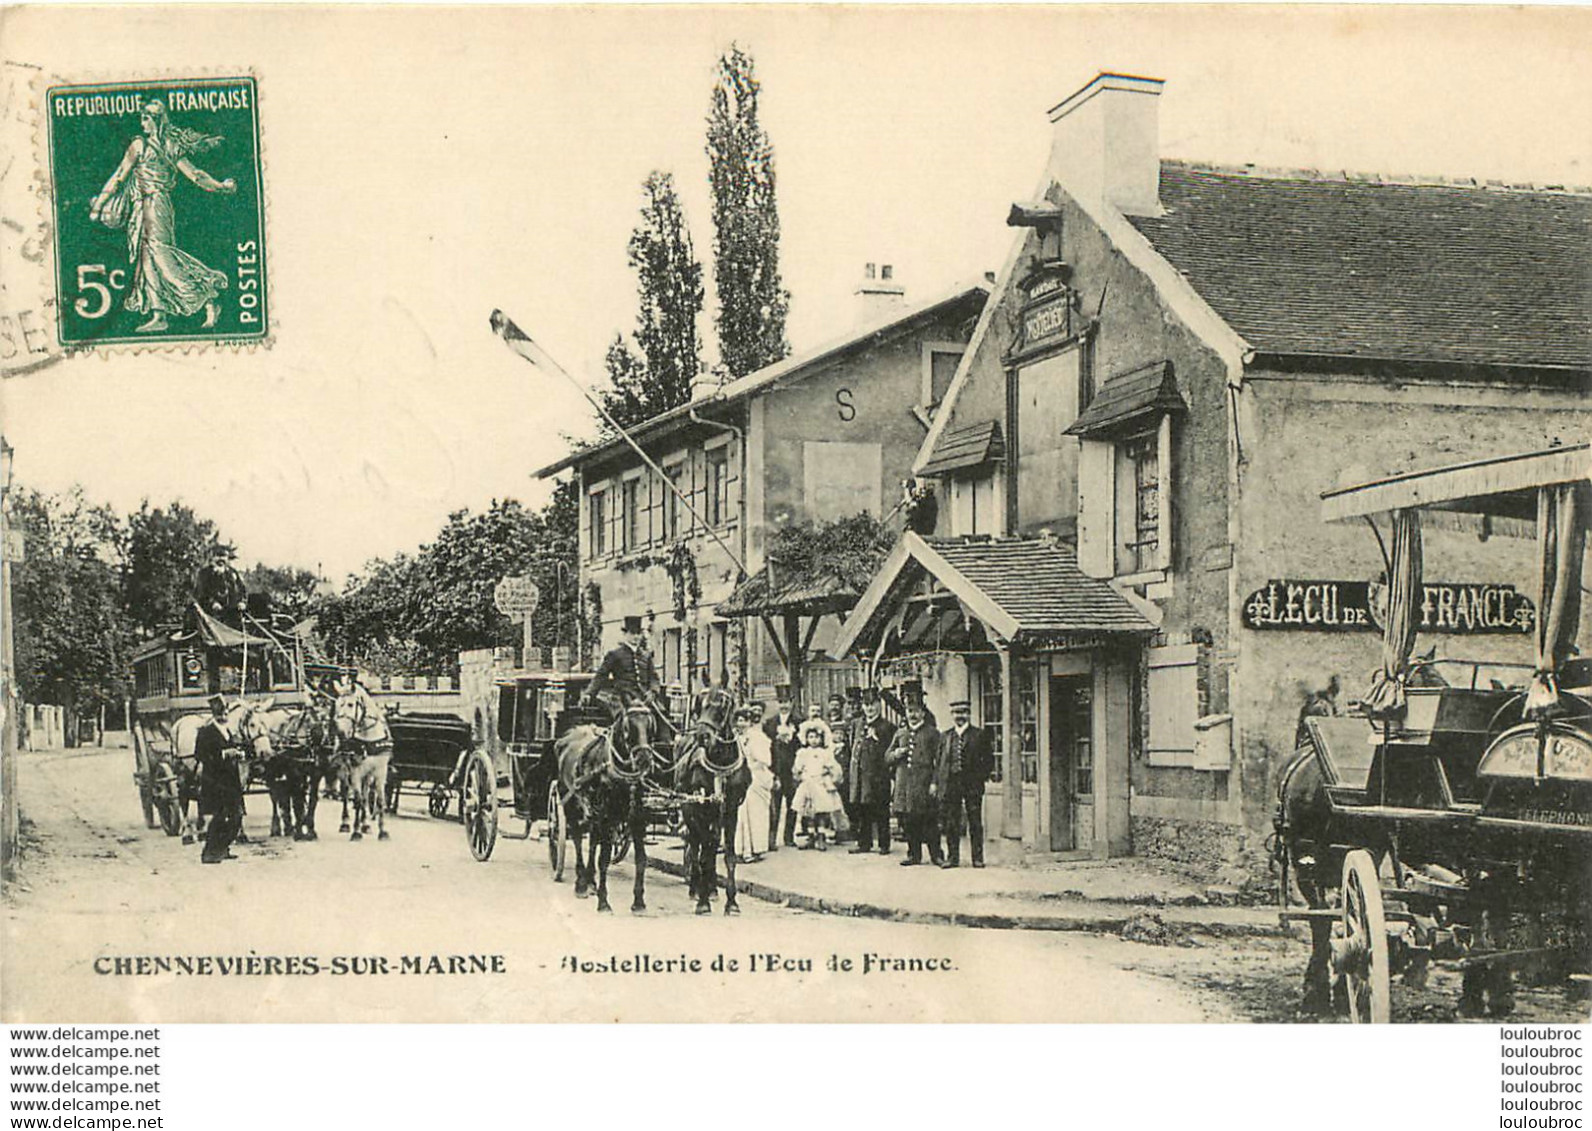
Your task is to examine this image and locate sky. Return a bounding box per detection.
[3,5,1589,580]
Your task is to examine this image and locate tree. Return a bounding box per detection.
[313,491,581,673]
[599,172,705,431]
[706,43,790,379]
[121,500,232,637]
[9,486,130,744]
[241,563,323,622]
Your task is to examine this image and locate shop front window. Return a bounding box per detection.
[977,660,1040,784]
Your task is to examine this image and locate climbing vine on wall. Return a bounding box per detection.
[614,540,701,621]
[765,512,894,593]
[581,581,603,668]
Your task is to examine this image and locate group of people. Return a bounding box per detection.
[732,681,995,869]
[585,617,997,869]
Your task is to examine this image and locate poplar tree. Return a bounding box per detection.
[599,171,704,431]
[706,44,790,379]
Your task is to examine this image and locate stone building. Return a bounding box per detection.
[534,279,988,709]
[832,72,1591,867]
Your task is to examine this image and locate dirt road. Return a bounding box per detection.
[3,747,1239,1023]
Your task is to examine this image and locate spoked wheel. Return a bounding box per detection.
[1335,849,1391,1023]
[461,751,497,862]
[612,824,631,865]
[138,779,157,830]
[154,761,182,837]
[384,775,402,815]
[546,780,567,882]
[427,784,450,819]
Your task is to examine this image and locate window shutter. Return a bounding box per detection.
[1155,415,1173,572]
[1076,439,1115,578]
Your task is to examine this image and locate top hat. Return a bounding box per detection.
[207,694,228,711]
[899,679,925,700]
[621,615,644,634]
[775,683,792,700]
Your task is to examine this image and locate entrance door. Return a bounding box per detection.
[1048,674,1093,851]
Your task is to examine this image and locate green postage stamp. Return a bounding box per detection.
[46,77,267,347]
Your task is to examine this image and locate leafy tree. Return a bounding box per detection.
[599,172,705,431]
[9,486,130,744]
[314,490,581,672]
[706,43,790,379]
[241,563,324,622]
[121,500,232,637]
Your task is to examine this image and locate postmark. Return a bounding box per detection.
[45,76,267,347]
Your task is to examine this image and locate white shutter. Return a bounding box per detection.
[1155,415,1173,572]
[1076,439,1115,578]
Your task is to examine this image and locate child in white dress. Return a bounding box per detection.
[792,720,845,850]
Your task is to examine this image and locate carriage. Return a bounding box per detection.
[382,711,480,820]
[129,602,350,836]
[462,669,598,867]
[1274,443,1591,1022]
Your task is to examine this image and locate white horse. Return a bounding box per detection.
[333,684,392,842]
[169,703,250,845]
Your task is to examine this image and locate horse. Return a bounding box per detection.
[333,684,393,842]
[552,702,661,914]
[231,696,339,840]
[673,688,750,916]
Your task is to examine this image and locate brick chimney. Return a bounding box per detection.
[1046,72,1165,217]
[855,261,906,323]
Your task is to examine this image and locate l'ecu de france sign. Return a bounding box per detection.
[1242,579,1535,634]
[493,575,539,621]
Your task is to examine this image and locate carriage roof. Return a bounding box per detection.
[1320,442,1590,524]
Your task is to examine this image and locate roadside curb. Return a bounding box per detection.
[644,855,1288,939]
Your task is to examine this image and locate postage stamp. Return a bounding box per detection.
[45,76,267,347]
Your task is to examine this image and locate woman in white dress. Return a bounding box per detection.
[734,707,773,862]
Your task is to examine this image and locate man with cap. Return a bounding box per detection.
[584,615,659,726]
[847,687,895,853]
[888,691,943,866]
[762,686,801,848]
[937,699,995,867]
[197,695,243,864]
[195,551,246,626]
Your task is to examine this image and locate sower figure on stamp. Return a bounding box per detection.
[763,686,801,850]
[937,699,994,868]
[583,615,660,727]
[196,695,243,864]
[88,99,236,333]
[888,686,943,867]
[847,687,895,854]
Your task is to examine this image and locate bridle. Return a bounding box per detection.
[604,704,657,782]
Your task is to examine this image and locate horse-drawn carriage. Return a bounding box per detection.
[382,711,480,820]
[1275,443,1591,1021]
[469,670,751,914]
[129,602,350,839]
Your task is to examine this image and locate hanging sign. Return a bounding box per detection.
[1242,579,1535,634]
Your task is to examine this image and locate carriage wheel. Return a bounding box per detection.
[546,780,567,882]
[612,823,631,865]
[138,779,157,830]
[1336,849,1391,1024]
[461,751,497,862]
[427,784,450,819]
[153,761,182,837]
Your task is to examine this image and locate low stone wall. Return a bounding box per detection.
[1129,814,1272,898]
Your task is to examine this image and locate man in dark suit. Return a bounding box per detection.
[846,688,895,854]
[762,686,800,849]
[197,696,243,864]
[937,699,995,868]
[584,615,658,725]
[888,695,943,866]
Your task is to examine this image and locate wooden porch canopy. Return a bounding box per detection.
[831,533,1158,846]
[715,568,863,711]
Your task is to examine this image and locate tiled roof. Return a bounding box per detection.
[716,568,859,618]
[924,536,1156,636]
[1064,360,1184,438]
[1127,162,1592,370]
[918,420,1005,477]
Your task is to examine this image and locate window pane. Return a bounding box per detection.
[590,492,606,557]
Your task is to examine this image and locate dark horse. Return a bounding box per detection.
[553,704,660,914]
[233,695,340,840]
[673,688,750,916]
